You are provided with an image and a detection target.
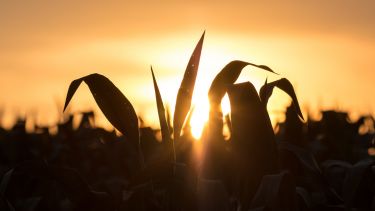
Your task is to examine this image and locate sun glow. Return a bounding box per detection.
[187,46,236,139]
[144,34,288,140]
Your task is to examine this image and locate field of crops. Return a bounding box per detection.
[0,33,374,210]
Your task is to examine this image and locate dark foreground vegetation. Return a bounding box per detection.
[1,32,374,210]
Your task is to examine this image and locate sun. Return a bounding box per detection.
[188,51,235,139]
[149,37,275,140]
[189,94,231,139]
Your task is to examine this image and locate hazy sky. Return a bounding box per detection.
[0,0,374,130]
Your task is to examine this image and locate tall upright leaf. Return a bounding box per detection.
[151,67,176,162]
[63,73,144,167]
[173,31,205,141]
[259,78,304,120]
[165,103,173,132]
[151,67,171,143]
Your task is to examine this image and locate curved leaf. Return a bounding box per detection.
[173,31,205,140]
[63,78,84,112]
[208,60,277,106]
[259,78,273,106]
[208,60,249,106]
[63,73,139,142]
[260,78,304,120]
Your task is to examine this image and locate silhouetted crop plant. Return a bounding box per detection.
[63,73,144,168]
[52,32,375,210]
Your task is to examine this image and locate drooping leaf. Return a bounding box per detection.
[208,60,277,106]
[151,67,175,162]
[173,31,205,141]
[63,78,84,112]
[260,78,304,120]
[63,73,139,142]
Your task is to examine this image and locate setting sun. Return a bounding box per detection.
[1,1,374,210]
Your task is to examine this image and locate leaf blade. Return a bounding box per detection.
[208,60,277,106]
[63,78,84,112]
[260,78,304,120]
[151,67,176,162]
[151,67,170,142]
[63,73,140,142]
[173,31,205,140]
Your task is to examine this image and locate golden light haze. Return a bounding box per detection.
[1,0,374,136]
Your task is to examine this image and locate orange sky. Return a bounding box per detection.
[0,0,374,132]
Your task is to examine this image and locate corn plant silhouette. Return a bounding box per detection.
[63,73,145,169]
[57,32,373,211]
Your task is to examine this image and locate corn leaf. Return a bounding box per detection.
[63,73,139,142]
[227,82,278,205]
[259,78,304,120]
[63,78,83,112]
[165,104,173,132]
[151,67,175,161]
[208,60,277,106]
[151,67,171,143]
[182,106,195,135]
[173,31,205,140]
